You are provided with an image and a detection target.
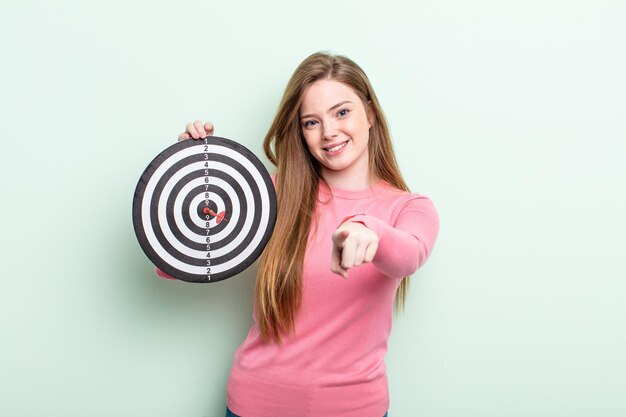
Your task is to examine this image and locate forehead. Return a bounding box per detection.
[300,80,360,112]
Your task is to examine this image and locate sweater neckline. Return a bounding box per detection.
[319,180,386,200]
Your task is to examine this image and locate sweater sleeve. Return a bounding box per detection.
[346,195,439,279]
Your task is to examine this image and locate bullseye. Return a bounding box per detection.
[132,136,277,283]
[203,207,227,224]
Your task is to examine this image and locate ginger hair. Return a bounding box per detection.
[257,52,410,343]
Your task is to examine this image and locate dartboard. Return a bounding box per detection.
[132,136,277,283]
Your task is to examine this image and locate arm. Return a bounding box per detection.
[333,196,439,279]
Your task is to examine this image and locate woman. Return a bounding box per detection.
[177,52,439,417]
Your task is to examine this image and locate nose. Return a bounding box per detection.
[322,119,339,140]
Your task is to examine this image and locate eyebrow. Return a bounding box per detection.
[300,100,353,120]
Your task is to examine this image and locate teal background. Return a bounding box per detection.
[2,1,625,416]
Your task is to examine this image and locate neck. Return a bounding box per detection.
[321,168,376,191]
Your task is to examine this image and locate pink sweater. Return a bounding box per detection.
[226,181,439,417]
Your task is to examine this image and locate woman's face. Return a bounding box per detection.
[299,79,372,181]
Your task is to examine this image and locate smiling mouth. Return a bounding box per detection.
[323,141,349,152]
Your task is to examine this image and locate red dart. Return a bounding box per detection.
[203,207,227,224]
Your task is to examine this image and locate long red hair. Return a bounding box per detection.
[257,52,410,343]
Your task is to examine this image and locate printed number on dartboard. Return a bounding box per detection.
[205,138,211,281]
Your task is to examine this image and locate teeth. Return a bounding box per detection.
[326,141,347,152]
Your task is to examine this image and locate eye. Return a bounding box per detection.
[337,108,350,117]
[302,120,318,128]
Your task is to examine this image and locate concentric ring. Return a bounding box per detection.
[133,136,277,283]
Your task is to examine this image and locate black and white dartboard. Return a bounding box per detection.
[133,136,277,283]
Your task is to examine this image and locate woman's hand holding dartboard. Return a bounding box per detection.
[179,121,215,141]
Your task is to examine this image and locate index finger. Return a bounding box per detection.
[332,229,350,248]
[203,122,215,135]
